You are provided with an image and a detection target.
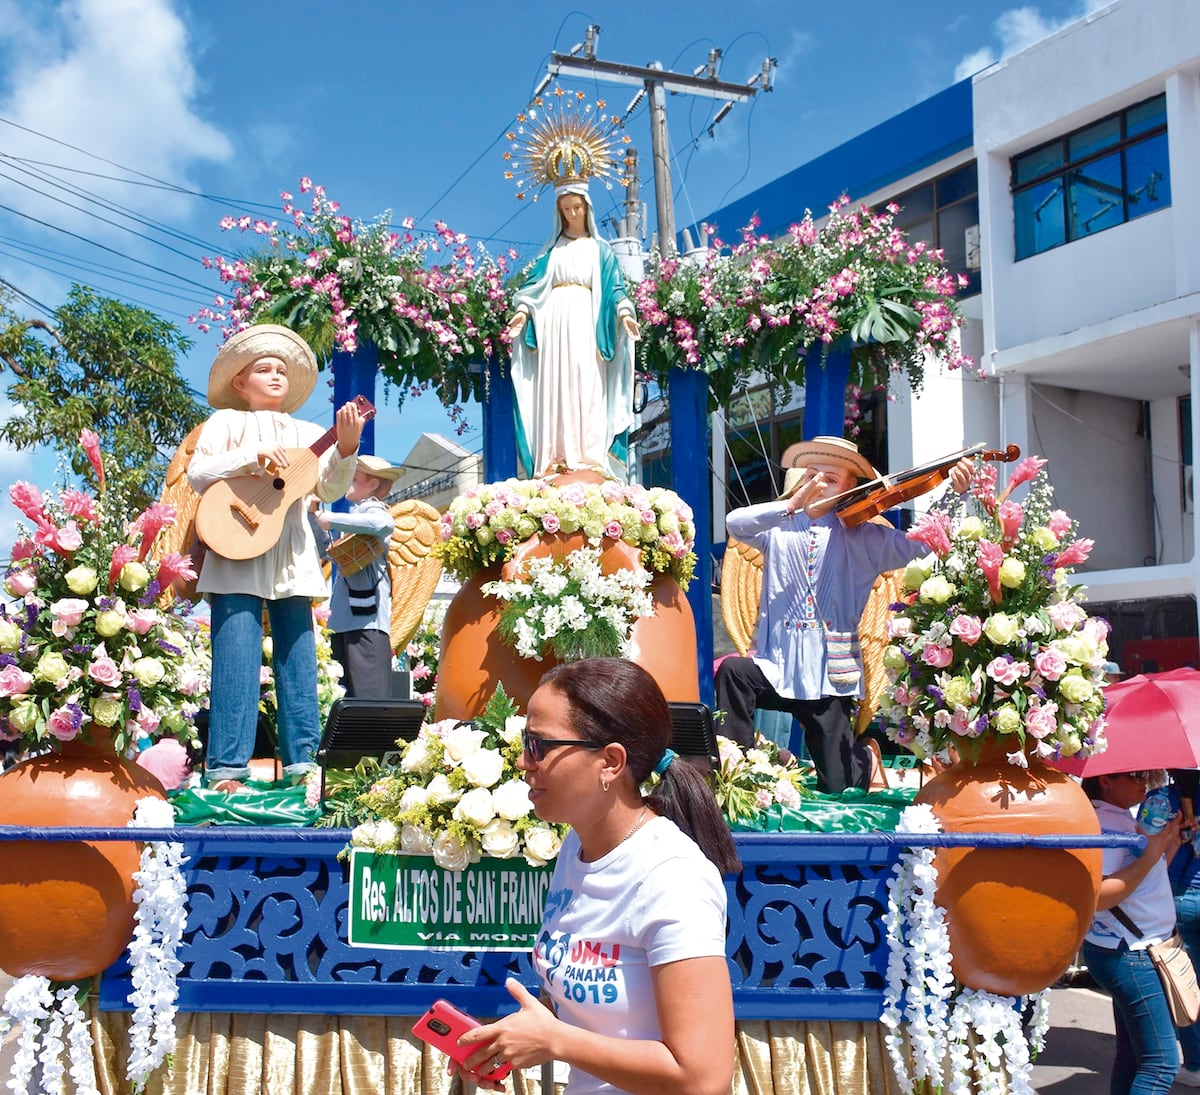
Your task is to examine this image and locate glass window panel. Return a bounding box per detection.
[1068,116,1120,162]
[773,415,804,463]
[937,162,978,206]
[726,388,773,431]
[1066,151,1123,240]
[937,198,979,276]
[1127,94,1167,137]
[901,217,935,249]
[892,184,934,231]
[1014,142,1063,185]
[1014,179,1065,259]
[1125,132,1172,220]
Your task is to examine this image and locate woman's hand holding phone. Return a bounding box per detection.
[413,1000,512,1087]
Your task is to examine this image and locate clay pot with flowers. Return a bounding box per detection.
[0,431,207,978]
[879,456,1109,995]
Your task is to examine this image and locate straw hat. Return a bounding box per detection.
[778,437,878,500]
[206,324,318,414]
[356,455,403,483]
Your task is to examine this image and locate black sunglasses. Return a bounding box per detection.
[521,728,603,763]
[1121,771,1150,782]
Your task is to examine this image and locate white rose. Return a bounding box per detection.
[501,716,526,747]
[426,774,462,805]
[399,785,431,811]
[454,787,496,828]
[492,779,533,821]
[400,823,434,854]
[480,819,521,859]
[432,831,476,871]
[523,826,564,866]
[442,725,487,762]
[373,820,399,851]
[401,738,436,774]
[351,821,378,849]
[461,748,506,789]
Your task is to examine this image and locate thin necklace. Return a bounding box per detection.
[617,806,648,847]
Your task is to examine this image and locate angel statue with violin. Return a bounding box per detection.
[504,93,639,480]
[715,436,975,794]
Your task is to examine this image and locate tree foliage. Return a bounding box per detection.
[0,285,206,511]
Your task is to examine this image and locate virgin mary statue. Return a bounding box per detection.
[507,183,639,480]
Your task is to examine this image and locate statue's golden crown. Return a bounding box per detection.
[504,88,631,201]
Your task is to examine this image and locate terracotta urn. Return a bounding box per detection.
[0,734,166,980]
[435,529,699,719]
[915,742,1101,996]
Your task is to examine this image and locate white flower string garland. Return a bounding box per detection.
[0,797,187,1094]
[881,804,1050,1095]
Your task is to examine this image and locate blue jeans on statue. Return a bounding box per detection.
[205,593,320,783]
[1176,888,1200,1069]
[1083,938,1181,1094]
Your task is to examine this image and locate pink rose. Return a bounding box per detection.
[88,656,122,687]
[541,513,561,534]
[6,570,37,597]
[640,509,656,525]
[1047,601,1084,632]
[46,706,81,741]
[135,707,162,734]
[949,614,982,645]
[604,521,622,540]
[0,665,33,698]
[1035,649,1067,681]
[1047,509,1073,537]
[484,500,504,518]
[465,512,484,530]
[313,604,331,625]
[495,528,513,545]
[986,656,1028,686]
[922,643,953,668]
[1025,702,1059,739]
[950,708,971,734]
[887,617,913,639]
[126,609,158,635]
[50,597,89,628]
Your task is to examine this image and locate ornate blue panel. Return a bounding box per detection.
[99,834,902,1019]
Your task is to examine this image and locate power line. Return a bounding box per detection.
[0,272,55,318]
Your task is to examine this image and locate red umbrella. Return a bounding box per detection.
[1051,667,1200,777]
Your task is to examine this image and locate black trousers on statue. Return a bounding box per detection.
[332,629,393,700]
[714,656,871,794]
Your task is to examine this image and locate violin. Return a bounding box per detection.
[828,442,1021,527]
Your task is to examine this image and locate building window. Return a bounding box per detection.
[1012,93,1170,260]
[889,162,981,296]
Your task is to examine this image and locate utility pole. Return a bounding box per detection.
[549,32,774,256]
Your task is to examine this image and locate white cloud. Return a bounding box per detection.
[777,28,816,79]
[0,0,233,234]
[955,1,1115,81]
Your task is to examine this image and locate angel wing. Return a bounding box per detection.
[388,499,444,653]
[720,519,902,735]
[154,423,205,604]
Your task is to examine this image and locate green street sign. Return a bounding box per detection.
[348,850,552,951]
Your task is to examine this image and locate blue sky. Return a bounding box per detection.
[0,0,1107,550]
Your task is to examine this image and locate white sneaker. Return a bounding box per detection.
[1177,1065,1200,1088]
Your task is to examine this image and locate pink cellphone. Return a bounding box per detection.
[413,999,513,1083]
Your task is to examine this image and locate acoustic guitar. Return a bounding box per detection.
[195,395,375,561]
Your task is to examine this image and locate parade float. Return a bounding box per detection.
[0,92,1131,1095]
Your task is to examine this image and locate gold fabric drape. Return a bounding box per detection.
[80,1009,901,1095]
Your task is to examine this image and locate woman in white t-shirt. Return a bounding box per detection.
[458,658,740,1095]
[1082,771,1187,1094]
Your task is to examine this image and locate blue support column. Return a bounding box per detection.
[803,343,851,439]
[331,344,378,455]
[668,366,714,706]
[482,358,517,483]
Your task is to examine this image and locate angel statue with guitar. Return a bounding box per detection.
[716,436,983,794]
[188,323,369,793]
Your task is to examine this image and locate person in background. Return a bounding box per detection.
[455,658,739,1095]
[316,455,401,699]
[715,436,972,793]
[1167,768,1200,1087]
[1082,770,1187,1094]
[188,324,365,792]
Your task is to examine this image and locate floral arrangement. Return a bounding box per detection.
[709,734,810,825]
[634,197,975,411]
[437,477,696,589]
[879,456,1107,766]
[0,431,206,755]
[194,178,516,433]
[882,804,1049,1095]
[482,546,653,662]
[259,610,345,741]
[348,686,565,870]
[402,598,447,709]
[0,797,188,1095]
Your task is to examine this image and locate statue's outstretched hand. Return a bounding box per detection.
[506,311,528,337]
[621,314,641,341]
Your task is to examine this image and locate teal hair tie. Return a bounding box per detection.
[653,748,678,777]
